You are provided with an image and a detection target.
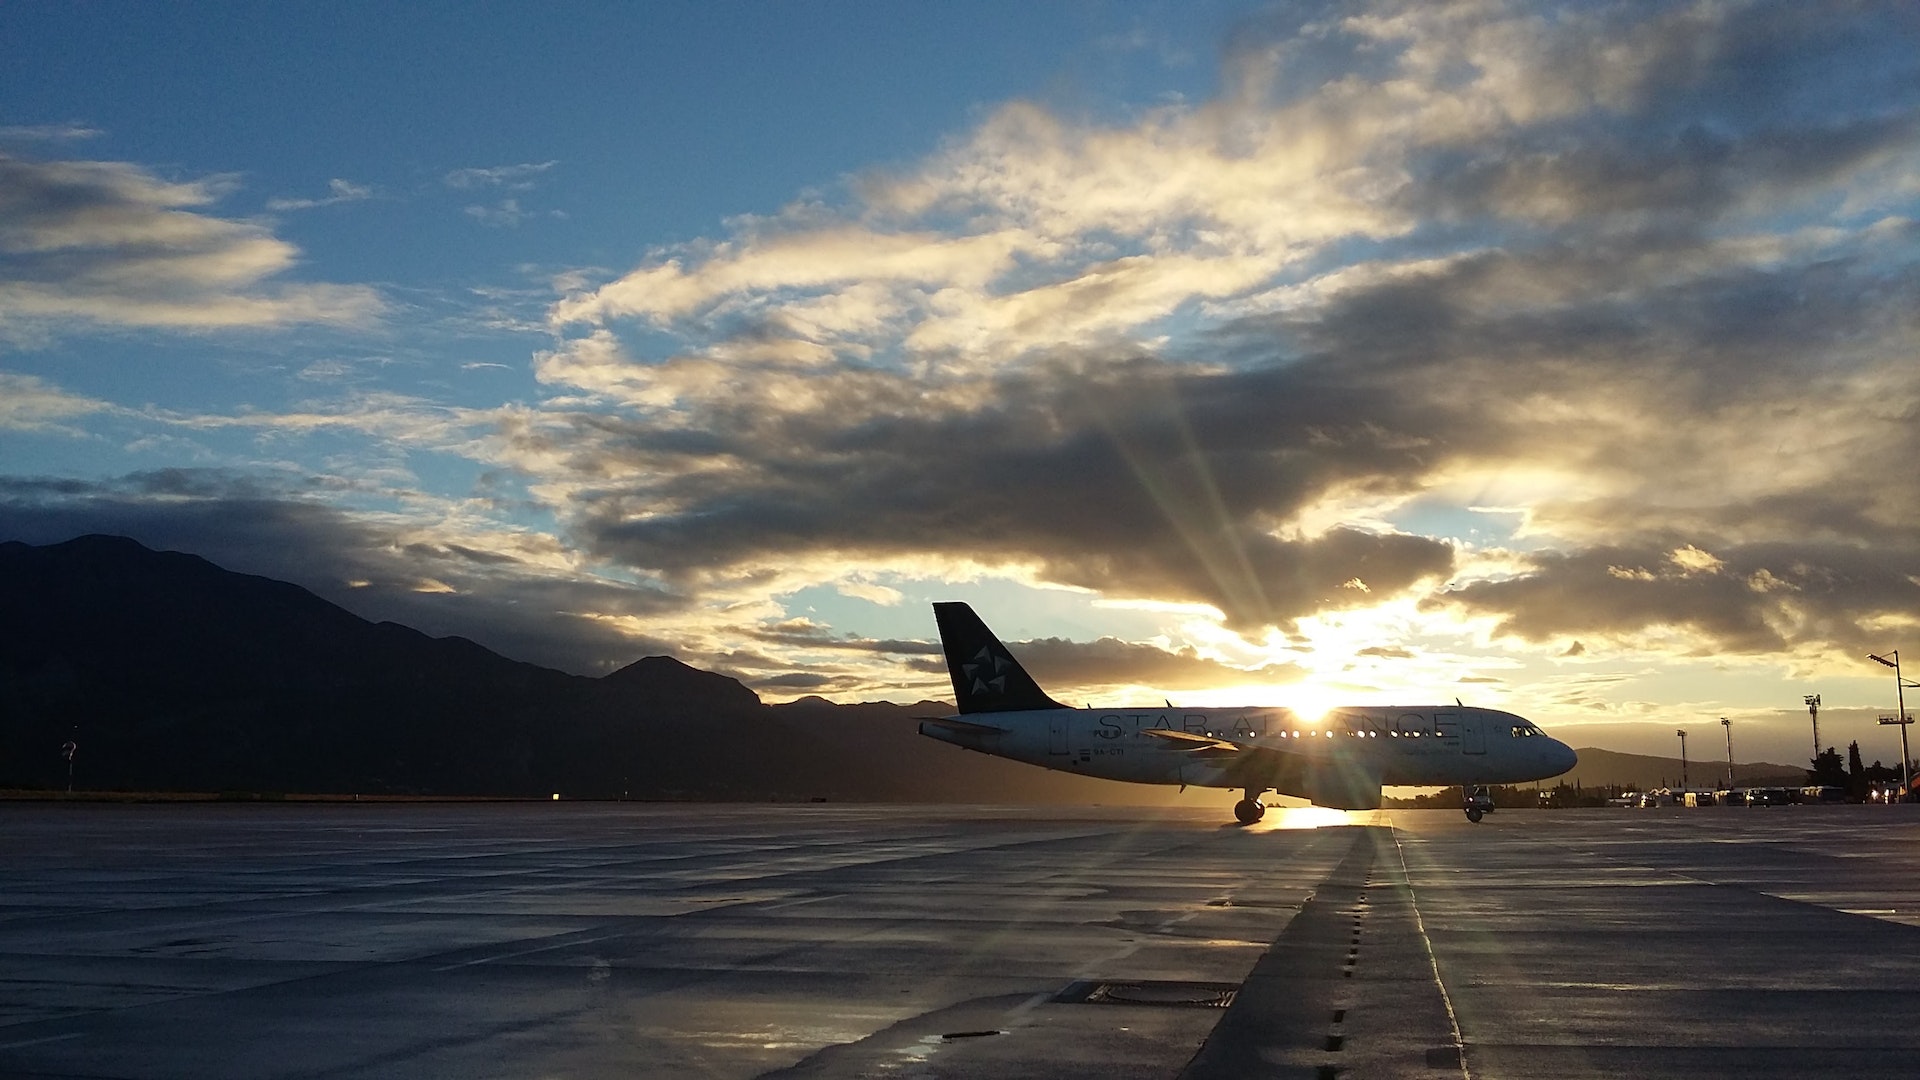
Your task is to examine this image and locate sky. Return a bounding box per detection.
[3,0,1918,770]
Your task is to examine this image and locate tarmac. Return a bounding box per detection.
[4,800,1920,1079]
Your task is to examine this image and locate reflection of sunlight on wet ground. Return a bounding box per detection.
[691,1024,873,1051]
[1248,806,1368,830]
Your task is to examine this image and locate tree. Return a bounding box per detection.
[1807,747,1847,788]
[1848,741,1867,801]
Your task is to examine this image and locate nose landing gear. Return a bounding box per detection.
[1233,788,1267,825]
[1464,785,1494,823]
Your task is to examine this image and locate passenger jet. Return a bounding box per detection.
[920,602,1577,823]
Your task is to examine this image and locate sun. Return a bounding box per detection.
[1279,686,1341,724]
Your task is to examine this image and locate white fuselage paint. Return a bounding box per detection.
[920,704,1578,792]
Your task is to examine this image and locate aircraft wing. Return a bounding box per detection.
[1141,728,1383,810]
[916,716,1009,737]
[1140,728,1306,768]
[1139,727,1261,758]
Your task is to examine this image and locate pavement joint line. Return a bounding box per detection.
[428,930,630,972]
[756,894,838,911]
[1391,825,1471,1080]
[0,1032,85,1052]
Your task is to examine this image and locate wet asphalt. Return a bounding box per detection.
[3,801,1919,1078]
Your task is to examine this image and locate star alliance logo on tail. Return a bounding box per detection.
[963,646,1012,696]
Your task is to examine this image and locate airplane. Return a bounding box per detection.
[919,602,1577,823]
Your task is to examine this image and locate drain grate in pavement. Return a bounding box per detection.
[1053,979,1239,1008]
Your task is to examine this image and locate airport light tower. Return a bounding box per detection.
[1721,717,1734,789]
[1868,651,1916,799]
[1804,693,1822,762]
[1677,729,1689,791]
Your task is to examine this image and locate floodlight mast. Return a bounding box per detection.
[1677,729,1689,790]
[1804,693,1821,763]
[1721,717,1734,789]
[1868,651,1915,799]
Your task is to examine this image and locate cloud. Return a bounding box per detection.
[1011,635,1310,693]
[266,178,374,211]
[1435,536,1920,659]
[151,389,482,450]
[0,123,104,142]
[1357,645,1414,660]
[751,620,943,658]
[507,0,1920,668]
[0,154,384,337]
[443,163,563,227]
[443,161,558,190]
[516,348,1462,630]
[0,372,112,432]
[550,227,1037,329]
[464,198,564,227]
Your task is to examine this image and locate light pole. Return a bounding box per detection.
[1869,651,1916,800]
[1804,693,1821,763]
[1677,729,1689,791]
[1721,717,1734,789]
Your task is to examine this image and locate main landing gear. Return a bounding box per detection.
[1233,788,1267,825]
[1464,785,1494,823]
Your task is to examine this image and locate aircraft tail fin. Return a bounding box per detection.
[933,602,1068,714]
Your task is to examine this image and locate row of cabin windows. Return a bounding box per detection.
[1217,725,1545,740]
[1231,729,1423,738]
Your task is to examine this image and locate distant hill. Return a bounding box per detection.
[0,535,1187,806]
[1563,747,1805,791]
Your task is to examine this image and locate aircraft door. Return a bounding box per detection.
[1462,712,1486,755]
[1049,713,1070,755]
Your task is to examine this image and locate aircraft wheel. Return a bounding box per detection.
[1233,798,1266,825]
[1465,807,1484,823]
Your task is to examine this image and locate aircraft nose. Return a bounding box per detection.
[1549,740,1578,776]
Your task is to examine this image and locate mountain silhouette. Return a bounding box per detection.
[0,535,1186,805]
[603,655,763,712]
[1557,747,1805,791]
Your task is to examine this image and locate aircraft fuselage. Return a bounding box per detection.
[920,704,1577,791]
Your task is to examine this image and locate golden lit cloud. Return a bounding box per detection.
[0,156,383,336]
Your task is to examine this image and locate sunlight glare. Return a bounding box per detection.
[1255,805,1354,830]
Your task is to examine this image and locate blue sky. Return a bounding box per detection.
[4,0,1919,769]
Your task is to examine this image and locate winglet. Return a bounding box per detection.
[932,602,1069,714]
